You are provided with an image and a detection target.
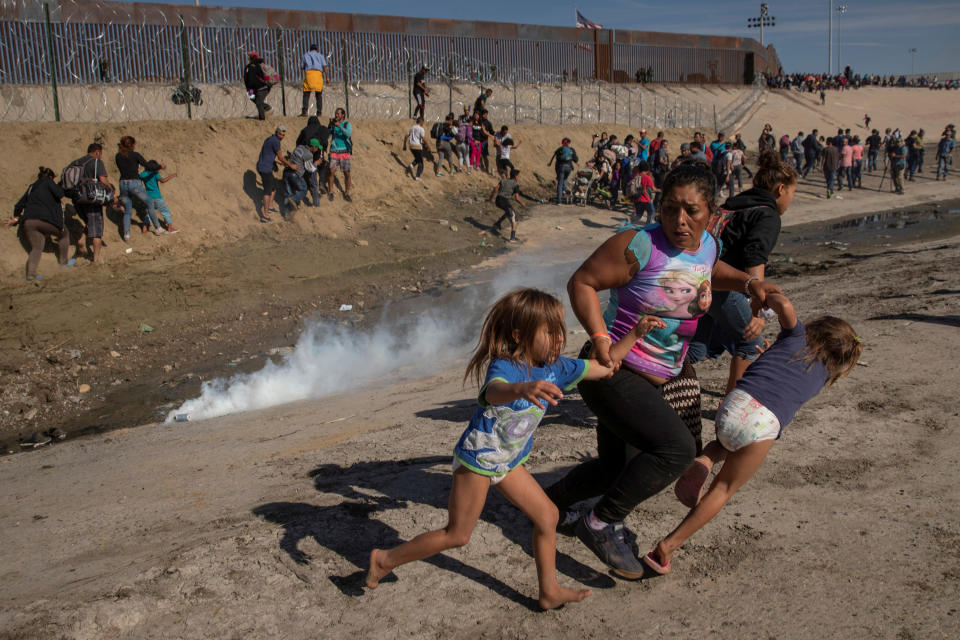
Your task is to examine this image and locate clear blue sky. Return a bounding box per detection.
[158,0,959,76]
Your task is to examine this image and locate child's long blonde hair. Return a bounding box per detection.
[800,316,862,386]
[464,288,567,388]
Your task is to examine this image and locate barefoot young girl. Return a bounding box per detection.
[644,292,862,574]
[367,288,665,609]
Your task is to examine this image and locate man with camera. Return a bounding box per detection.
[326,108,354,202]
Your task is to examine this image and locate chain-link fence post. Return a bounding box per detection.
[342,39,349,118]
[275,26,286,117]
[559,76,563,125]
[513,71,517,124]
[538,83,542,125]
[627,86,631,127]
[42,3,60,122]
[179,16,192,120]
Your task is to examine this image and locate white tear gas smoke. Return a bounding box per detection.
[165,252,579,422]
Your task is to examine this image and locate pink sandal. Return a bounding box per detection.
[643,550,671,575]
[674,459,711,509]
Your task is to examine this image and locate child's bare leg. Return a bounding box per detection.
[366,467,488,589]
[656,439,774,567]
[674,440,728,508]
[496,466,591,610]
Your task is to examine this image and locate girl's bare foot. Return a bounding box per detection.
[365,548,391,589]
[538,585,592,610]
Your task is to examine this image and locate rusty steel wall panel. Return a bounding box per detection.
[0,0,779,86]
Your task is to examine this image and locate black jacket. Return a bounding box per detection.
[718,187,781,271]
[244,60,266,91]
[14,177,64,229]
[296,116,330,155]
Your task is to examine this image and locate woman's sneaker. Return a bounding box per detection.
[556,508,581,536]
[166,226,180,234]
[575,516,646,578]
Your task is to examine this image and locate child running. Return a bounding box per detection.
[488,168,525,242]
[366,288,666,609]
[642,292,861,575]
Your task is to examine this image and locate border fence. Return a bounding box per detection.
[0,0,780,124]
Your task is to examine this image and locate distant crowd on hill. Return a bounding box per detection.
[766,69,960,91]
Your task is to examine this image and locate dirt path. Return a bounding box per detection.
[2,187,959,637]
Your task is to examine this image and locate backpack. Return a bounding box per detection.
[779,134,790,148]
[624,173,644,199]
[711,149,728,181]
[60,157,92,198]
[706,205,737,240]
[610,144,628,160]
[259,62,280,86]
[558,146,573,163]
[430,122,442,139]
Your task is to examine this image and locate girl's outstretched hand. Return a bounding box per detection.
[512,380,564,410]
[632,315,667,338]
[748,280,782,317]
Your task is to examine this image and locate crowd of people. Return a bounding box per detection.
[6,137,182,281]
[8,45,959,615]
[766,68,960,92]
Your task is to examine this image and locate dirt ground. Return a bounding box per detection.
[1,87,959,638]
[1,197,959,638]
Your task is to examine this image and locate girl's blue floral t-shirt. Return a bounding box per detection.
[453,356,588,477]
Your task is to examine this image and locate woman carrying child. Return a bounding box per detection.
[645,292,862,574]
[366,288,665,610]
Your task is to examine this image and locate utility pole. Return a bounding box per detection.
[908,48,917,75]
[828,0,833,75]
[836,5,847,73]
[747,3,776,48]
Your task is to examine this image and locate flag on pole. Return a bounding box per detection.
[576,9,602,29]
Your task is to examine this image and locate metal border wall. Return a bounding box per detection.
[0,0,780,87]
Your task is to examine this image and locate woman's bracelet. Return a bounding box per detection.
[743,276,760,295]
[591,332,612,343]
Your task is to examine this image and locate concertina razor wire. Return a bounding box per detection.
[0,0,704,128]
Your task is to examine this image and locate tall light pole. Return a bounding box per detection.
[908,48,917,75]
[836,5,847,74]
[747,3,776,48]
[828,0,833,74]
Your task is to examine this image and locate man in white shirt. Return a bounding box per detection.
[403,117,429,180]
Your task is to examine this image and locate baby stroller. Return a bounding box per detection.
[588,158,614,206]
[571,168,597,206]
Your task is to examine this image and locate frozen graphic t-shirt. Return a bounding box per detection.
[454,357,588,476]
[603,224,718,379]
